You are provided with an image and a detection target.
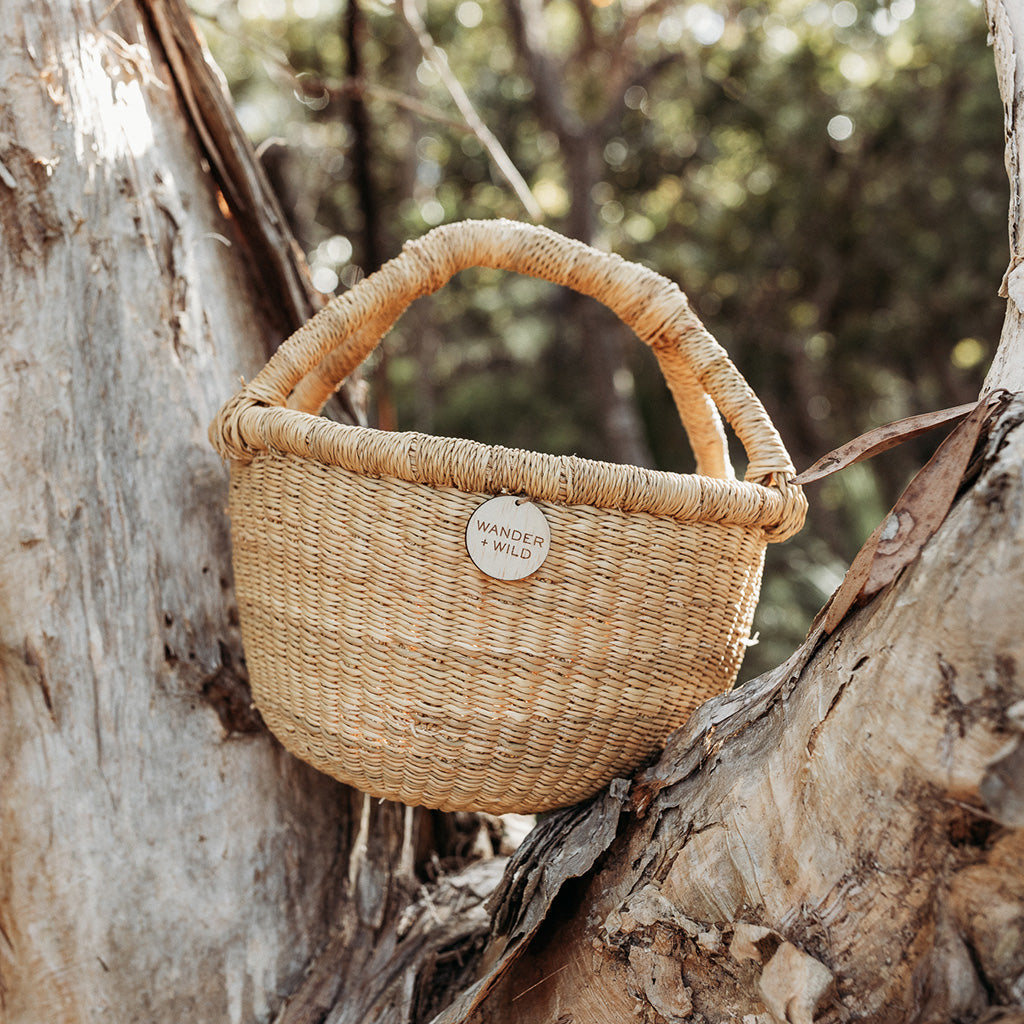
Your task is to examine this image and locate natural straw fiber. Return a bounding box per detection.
[210,219,806,814]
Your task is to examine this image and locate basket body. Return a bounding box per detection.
[229,450,768,814]
[211,220,807,815]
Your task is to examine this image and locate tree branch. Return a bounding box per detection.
[400,0,543,221]
[595,51,676,136]
[985,0,1024,394]
[136,0,318,336]
[502,0,585,140]
[591,1,678,129]
[137,0,360,422]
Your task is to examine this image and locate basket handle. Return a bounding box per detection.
[215,219,795,484]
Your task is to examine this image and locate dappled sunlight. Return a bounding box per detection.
[65,31,155,163]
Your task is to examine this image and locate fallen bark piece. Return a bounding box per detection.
[821,391,1011,634]
[611,884,701,938]
[980,738,1024,827]
[757,942,835,1024]
[628,946,693,1022]
[729,923,782,965]
[949,830,1024,1004]
[794,402,978,485]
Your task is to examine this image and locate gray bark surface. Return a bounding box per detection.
[0,2,368,1019]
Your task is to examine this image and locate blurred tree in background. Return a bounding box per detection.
[190,0,1006,676]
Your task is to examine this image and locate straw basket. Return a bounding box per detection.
[209,219,806,815]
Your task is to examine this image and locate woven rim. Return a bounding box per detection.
[210,219,807,541]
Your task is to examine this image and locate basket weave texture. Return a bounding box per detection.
[210,219,806,814]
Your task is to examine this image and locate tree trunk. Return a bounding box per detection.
[0,1,414,1019]
[3,1,1023,1023]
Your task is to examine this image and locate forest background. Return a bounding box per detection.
[191,0,1007,677]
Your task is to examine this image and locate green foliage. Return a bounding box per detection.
[193,0,1007,678]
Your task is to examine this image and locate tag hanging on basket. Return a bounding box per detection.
[465,495,551,581]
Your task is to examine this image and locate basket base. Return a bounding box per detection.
[257,696,699,814]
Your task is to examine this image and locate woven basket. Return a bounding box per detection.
[210,219,806,815]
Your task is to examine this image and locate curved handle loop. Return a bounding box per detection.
[215,219,796,484]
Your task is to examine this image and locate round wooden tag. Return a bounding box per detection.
[465,496,551,581]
